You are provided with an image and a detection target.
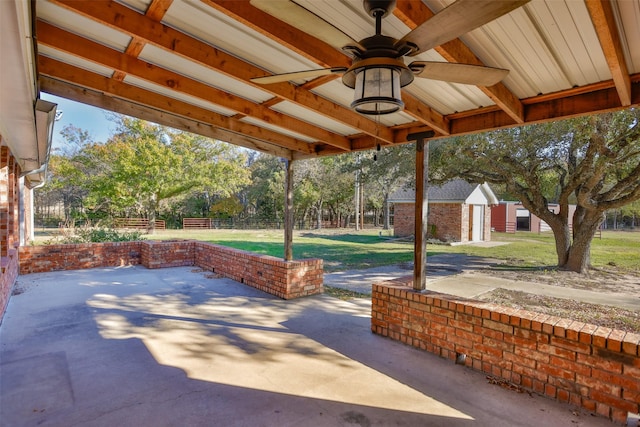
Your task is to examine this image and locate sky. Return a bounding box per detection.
[41,93,118,151]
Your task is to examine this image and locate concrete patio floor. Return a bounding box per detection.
[1,266,613,426]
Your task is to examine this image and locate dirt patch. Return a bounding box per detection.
[469,260,640,333]
[485,265,640,294]
[478,288,640,333]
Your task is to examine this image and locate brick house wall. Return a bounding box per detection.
[0,146,21,322]
[393,203,414,238]
[371,278,640,425]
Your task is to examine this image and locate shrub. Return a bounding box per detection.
[44,227,145,245]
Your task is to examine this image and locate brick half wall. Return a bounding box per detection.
[18,240,323,300]
[371,278,640,425]
[195,242,323,299]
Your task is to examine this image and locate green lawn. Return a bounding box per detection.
[142,228,638,272]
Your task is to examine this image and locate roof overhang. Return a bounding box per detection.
[0,0,56,188]
[4,0,640,167]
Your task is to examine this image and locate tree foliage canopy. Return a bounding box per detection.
[429,109,640,272]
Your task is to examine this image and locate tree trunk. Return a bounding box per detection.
[316,200,322,230]
[383,192,390,230]
[551,222,572,267]
[558,208,603,273]
[147,194,157,234]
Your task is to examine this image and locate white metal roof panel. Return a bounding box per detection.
[240,117,317,143]
[38,0,131,52]
[162,0,321,76]
[137,44,275,104]
[270,100,362,136]
[38,45,115,78]
[123,75,238,117]
[617,0,640,73]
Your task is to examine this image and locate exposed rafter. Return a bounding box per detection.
[393,0,524,124]
[584,0,632,107]
[207,0,450,136]
[38,57,317,158]
[37,21,353,151]
[29,0,640,160]
[49,0,394,145]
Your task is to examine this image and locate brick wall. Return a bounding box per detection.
[141,240,195,269]
[394,202,466,241]
[0,146,21,322]
[433,203,465,242]
[371,278,640,425]
[393,203,414,237]
[19,242,143,274]
[195,242,323,299]
[18,240,323,300]
[395,202,493,243]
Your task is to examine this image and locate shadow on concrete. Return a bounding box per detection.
[1,266,609,426]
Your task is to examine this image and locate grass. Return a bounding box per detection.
[52,227,635,273]
[34,227,638,272]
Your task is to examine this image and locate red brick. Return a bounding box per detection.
[592,326,613,348]
[622,332,640,356]
[607,329,626,352]
[579,323,598,344]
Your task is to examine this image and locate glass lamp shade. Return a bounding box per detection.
[350,66,403,115]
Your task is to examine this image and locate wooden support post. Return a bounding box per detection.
[284,159,294,261]
[408,131,435,291]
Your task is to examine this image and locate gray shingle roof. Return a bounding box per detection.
[389,179,478,203]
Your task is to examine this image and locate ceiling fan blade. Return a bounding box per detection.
[251,67,347,85]
[410,62,509,86]
[250,0,358,50]
[397,0,530,55]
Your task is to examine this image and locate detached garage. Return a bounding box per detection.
[390,180,498,243]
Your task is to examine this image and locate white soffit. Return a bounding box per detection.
[38,0,131,52]
[123,75,238,117]
[0,0,36,164]
[137,44,275,104]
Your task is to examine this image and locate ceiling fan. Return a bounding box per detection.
[250,0,529,115]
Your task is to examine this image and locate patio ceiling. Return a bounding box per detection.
[35,0,640,160]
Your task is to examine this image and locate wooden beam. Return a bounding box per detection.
[145,0,174,21]
[394,0,525,124]
[49,0,394,144]
[40,76,294,159]
[408,131,435,291]
[209,0,449,136]
[37,21,352,152]
[584,0,632,106]
[113,0,171,81]
[38,57,313,157]
[204,0,350,69]
[401,94,450,135]
[395,80,639,142]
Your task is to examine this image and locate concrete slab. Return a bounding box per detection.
[1,266,611,426]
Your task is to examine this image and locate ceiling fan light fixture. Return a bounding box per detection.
[351,66,403,115]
